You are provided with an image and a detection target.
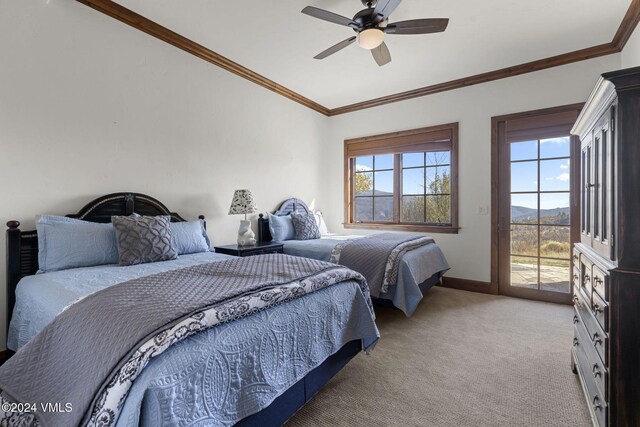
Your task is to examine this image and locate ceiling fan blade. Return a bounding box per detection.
[373,0,402,20]
[384,18,449,35]
[371,42,391,66]
[302,6,360,28]
[314,36,357,59]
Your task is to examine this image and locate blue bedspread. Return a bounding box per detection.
[8,252,233,350]
[283,236,450,316]
[7,252,379,426]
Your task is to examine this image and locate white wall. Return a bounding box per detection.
[622,23,640,68]
[0,0,329,348]
[324,55,621,283]
[0,0,631,351]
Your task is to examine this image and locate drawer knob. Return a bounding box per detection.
[573,337,580,347]
[594,277,603,287]
[584,274,591,283]
[573,295,579,304]
[592,333,603,346]
[573,274,579,281]
[592,396,603,411]
[573,254,579,261]
[573,315,579,324]
[592,363,602,378]
[593,303,603,314]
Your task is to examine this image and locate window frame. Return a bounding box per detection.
[344,122,459,234]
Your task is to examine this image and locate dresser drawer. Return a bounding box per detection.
[574,292,608,365]
[574,309,608,399]
[577,247,610,302]
[572,250,581,268]
[591,265,609,302]
[573,343,607,427]
[581,267,594,301]
[591,291,608,332]
[573,282,591,316]
[573,267,581,292]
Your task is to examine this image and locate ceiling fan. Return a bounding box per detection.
[302,0,449,66]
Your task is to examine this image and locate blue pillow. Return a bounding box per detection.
[170,220,211,255]
[268,214,296,241]
[36,215,119,273]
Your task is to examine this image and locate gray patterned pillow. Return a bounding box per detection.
[291,212,321,240]
[111,215,178,266]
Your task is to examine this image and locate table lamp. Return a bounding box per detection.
[228,189,257,246]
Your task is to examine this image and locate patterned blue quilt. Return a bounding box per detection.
[6,252,379,426]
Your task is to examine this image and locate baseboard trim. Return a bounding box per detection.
[440,277,498,295]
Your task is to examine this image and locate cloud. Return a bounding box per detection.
[545,173,570,181]
[540,137,569,145]
[560,164,569,169]
[355,164,372,172]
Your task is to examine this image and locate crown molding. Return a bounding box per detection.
[77,0,640,117]
[612,0,640,50]
[329,43,619,115]
[75,0,330,115]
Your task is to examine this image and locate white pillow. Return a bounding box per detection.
[313,211,329,235]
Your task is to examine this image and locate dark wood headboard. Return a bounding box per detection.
[257,198,310,242]
[5,192,200,334]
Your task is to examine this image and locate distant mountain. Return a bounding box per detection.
[511,205,535,219]
[356,190,393,197]
[355,200,569,223]
[512,205,570,223]
[355,190,393,221]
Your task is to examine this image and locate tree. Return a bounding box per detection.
[400,169,451,224]
[355,172,373,195]
[425,171,451,223]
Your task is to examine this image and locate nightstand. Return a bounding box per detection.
[213,241,284,257]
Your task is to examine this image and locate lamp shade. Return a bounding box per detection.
[228,189,257,215]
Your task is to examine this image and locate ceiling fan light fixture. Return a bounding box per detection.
[357,28,384,50]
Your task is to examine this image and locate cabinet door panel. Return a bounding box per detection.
[580,138,592,245]
[592,111,614,260]
[580,107,615,262]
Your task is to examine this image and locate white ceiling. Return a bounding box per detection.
[115,0,630,109]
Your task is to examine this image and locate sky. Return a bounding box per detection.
[354,137,570,210]
[355,151,451,195]
[510,137,570,210]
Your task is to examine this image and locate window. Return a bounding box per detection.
[344,123,458,233]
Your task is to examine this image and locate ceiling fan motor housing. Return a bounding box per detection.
[353,8,385,30]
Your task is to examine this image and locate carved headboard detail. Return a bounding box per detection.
[257,198,310,243]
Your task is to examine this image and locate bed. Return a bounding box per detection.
[258,198,450,316]
[1,192,379,427]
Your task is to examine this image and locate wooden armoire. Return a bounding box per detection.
[570,66,640,427]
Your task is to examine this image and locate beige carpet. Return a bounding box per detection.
[286,286,590,427]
